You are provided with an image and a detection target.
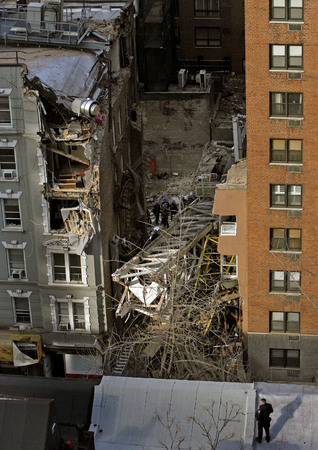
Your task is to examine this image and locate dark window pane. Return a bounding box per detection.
[286,349,300,367]
[270,348,284,366]
[271,271,285,291]
[69,254,82,282]
[288,93,302,117]
[53,253,66,281]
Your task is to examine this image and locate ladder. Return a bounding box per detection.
[112,344,135,376]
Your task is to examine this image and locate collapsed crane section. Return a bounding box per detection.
[113,199,219,318]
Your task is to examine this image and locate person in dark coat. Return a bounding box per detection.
[161,202,169,228]
[255,398,274,443]
[170,199,178,220]
[153,201,160,225]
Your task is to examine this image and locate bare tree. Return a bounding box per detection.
[157,401,242,450]
[191,401,242,449]
[156,403,185,450]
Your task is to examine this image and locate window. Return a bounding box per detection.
[8,249,26,279]
[270,139,302,163]
[195,27,221,47]
[221,255,237,278]
[270,311,300,332]
[270,184,302,208]
[220,216,237,236]
[174,0,179,17]
[195,0,220,17]
[270,0,303,21]
[270,92,303,117]
[270,270,301,292]
[13,297,31,323]
[0,147,17,178]
[270,349,300,368]
[2,198,21,228]
[58,301,86,330]
[270,228,301,251]
[270,45,303,69]
[0,93,11,125]
[50,296,90,332]
[52,252,83,283]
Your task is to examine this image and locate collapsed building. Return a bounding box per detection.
[110,153,247,381]
[0,0,143,376]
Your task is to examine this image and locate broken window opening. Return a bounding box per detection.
[46,142,89,191]
[220,216,237,236]
[49,199,79,231]
[221,255,237,279]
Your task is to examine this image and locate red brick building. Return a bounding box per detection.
[244,0,318,382]
[214,0,317,383]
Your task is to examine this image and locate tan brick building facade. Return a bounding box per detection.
[245,0,318,382]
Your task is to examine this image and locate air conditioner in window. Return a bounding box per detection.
[11,269,25,279]
[59,322,70,331]
[2,169,15,179]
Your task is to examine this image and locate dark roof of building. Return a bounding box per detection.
[0,396,54,450]
[0,375,100,445]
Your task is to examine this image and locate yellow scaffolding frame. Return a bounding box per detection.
[188,235,220,322]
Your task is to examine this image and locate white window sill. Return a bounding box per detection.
[2,227,23,232]
[8,277,28,281]
[269,291,300,295]
[270,207,302,211]
[0,178,18,182]
[270,250,302,254]
[269,20,304,24]
[54,329,89,333]
[269,162,303,166]
[269,69,304,73]
[270,116,303,120]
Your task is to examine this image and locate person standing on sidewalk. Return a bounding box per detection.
[255,398,274,443]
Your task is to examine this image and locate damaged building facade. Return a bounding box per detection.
[0,0,142,376]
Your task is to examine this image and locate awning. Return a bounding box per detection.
[0,333,42,366]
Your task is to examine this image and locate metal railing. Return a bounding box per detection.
[0,15,86,46]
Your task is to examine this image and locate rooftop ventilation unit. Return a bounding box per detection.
[200,69,207,89]
[178,69,188,88]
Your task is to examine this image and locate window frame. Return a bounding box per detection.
[270,0,304,22]
[270,348,300,368]
[50,296,90,332]
[195,27,221,47]
[270,44,303,70]
[270,184,302,209]
[270,228,302,252]
[2,197,22,229]
[51,251,84,284]
[270,270,301,292]
[270,311,300,333]
[13,297,31,324]
[270,138,303,163]
[7,248,27,279]
[0,89,12,127]
[0,143,18,180]
[194,0,220,18]
[270,92,303,118]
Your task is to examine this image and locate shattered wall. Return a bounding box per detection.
[141,90,215,175]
